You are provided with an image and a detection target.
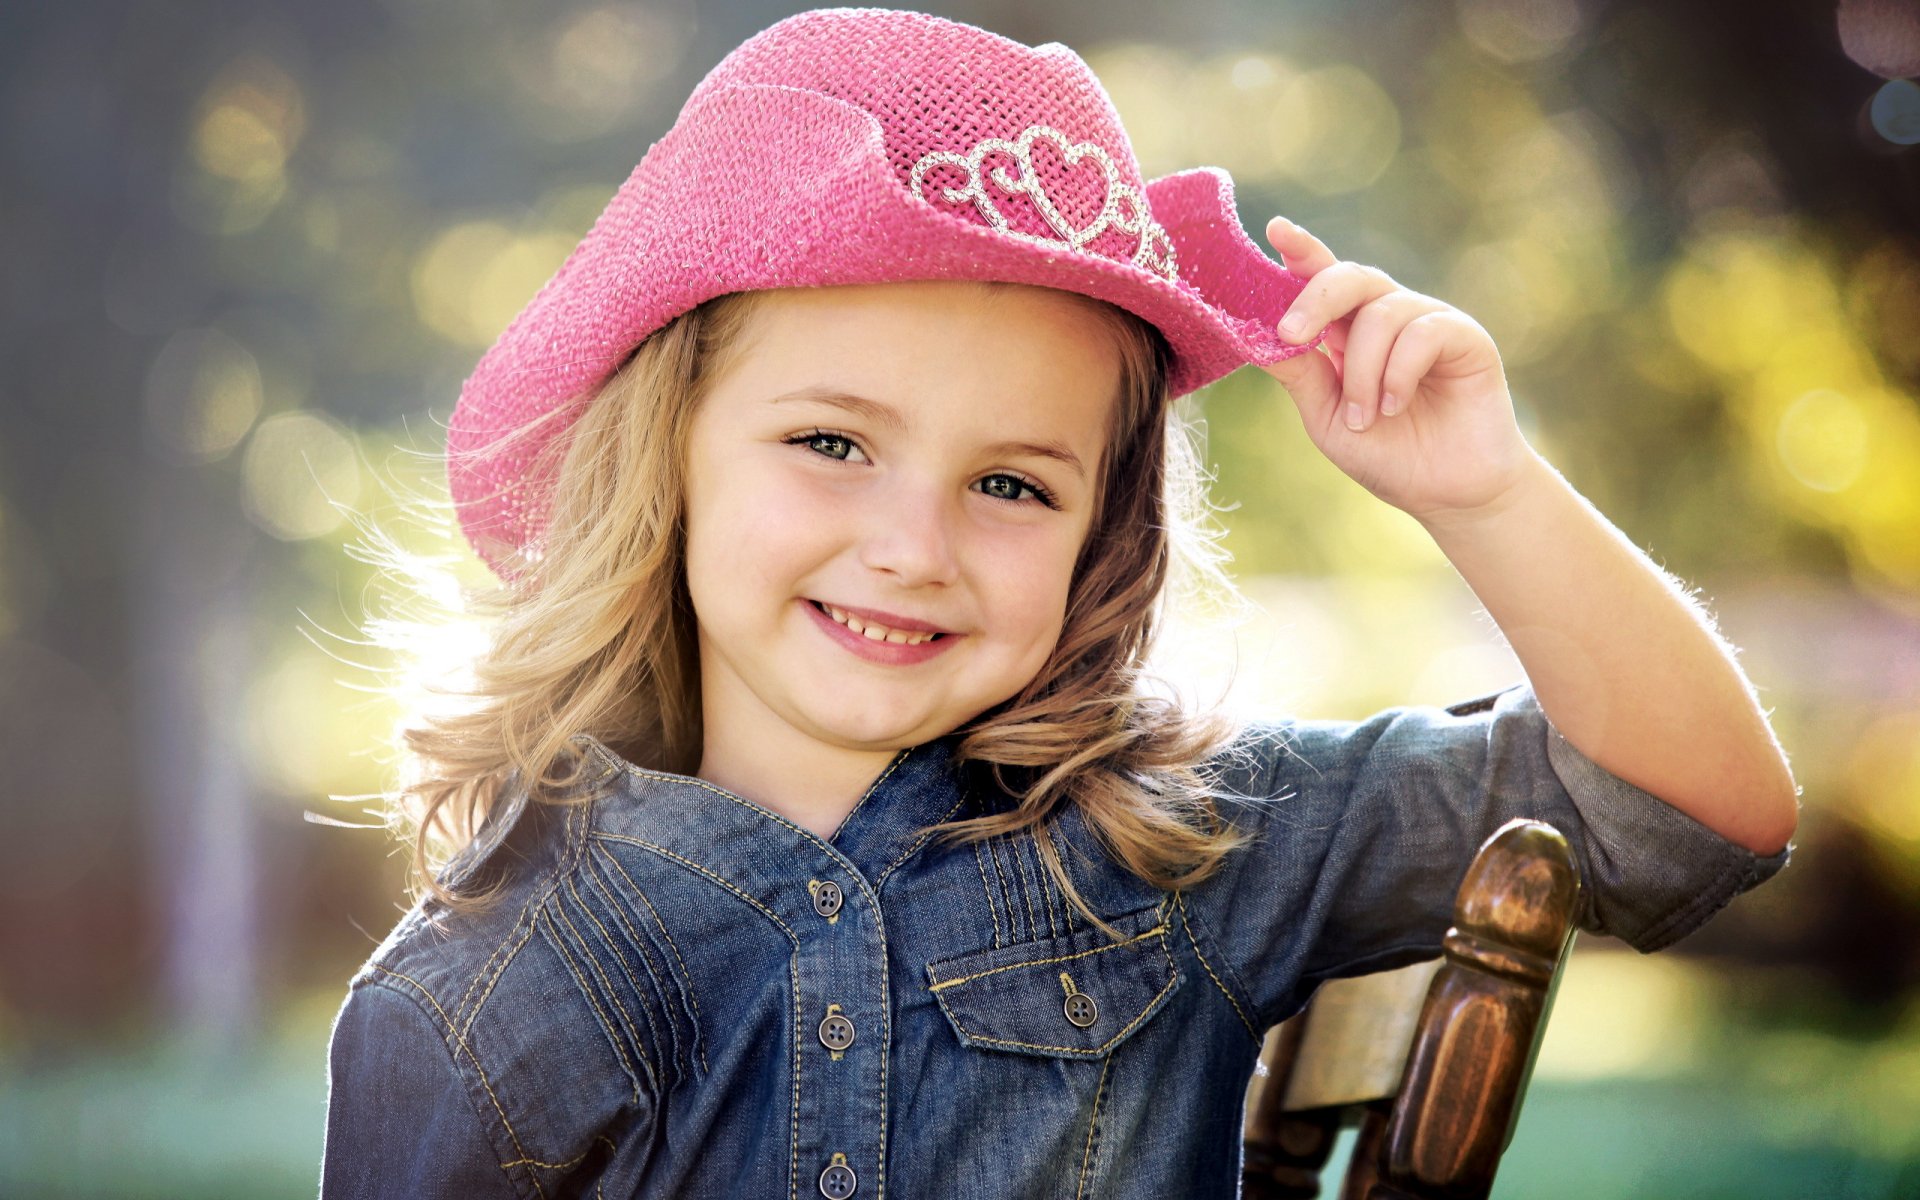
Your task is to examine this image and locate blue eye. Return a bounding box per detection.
[978,473,1058,507]
[787,430,864,462]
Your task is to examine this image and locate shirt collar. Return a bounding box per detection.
[574,731,983,891]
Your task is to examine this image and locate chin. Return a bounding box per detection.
[807,707,949,750]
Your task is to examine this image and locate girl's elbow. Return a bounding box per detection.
[1746,770,1800,857]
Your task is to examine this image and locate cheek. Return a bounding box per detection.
[685,456,834,593]
[976,528,1083,644]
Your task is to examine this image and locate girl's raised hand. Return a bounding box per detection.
[1258,217,1535,523]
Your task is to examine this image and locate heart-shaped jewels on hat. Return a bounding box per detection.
[910,124,1179,282]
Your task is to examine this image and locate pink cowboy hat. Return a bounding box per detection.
[449,7,1317,577]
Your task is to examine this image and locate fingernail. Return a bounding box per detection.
[1344,402,1365,431]
[1279,314,1306,341]
[1381,392,1400,416]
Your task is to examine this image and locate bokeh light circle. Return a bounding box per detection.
[1777,389,1871,494]
[240,410,362,540]
[1869,79,1920,146]
[1839,0,1920,80]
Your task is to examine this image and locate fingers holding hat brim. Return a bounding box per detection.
[1265,216,1337,278]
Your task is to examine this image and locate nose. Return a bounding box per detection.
[857,476,961,588]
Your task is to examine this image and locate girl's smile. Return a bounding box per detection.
[800,596,962,664]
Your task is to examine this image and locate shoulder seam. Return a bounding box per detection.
[1173,891,1261,1043]
[362,965,549,1199]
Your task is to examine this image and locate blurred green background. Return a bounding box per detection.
[1,0,1916,1195]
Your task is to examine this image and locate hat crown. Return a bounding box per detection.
[448,8,1309,579]
[686,9,1158,265]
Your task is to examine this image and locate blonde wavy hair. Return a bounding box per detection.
[357,283,1259,940]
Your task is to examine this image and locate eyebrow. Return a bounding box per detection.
[769,386,1088,480]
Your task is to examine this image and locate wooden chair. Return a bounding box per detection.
[1241,818,1581,1200]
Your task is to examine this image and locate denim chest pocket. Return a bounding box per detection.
[924,900,1183,1059]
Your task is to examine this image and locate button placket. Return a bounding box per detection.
[797,862,879,1198]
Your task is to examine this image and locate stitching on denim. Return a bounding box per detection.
[973,840,1003,950]
[447,801,591,1042]
[366,965,548,1200]
[1048,823,1080,933]
[589,739,871,876]
[551,888,649,1074]
[874,792,969,893]
[579,855,682,1077]
[1012,835,1042,942]
[829,743,913,840]
[943,955,1179,1054]
[566,871,676,1084]
[565,734,631,785]
[788,930,801,1200]
[1075,1054,1113,1197]
[1045,847,1064,938]
[1006,833,1036,936]
[1005,835,1029,942]
[591,834,800,943]
[499,1134,616,1171]
[583,756,890,944]
[452,800,587,1041]
[456,900,534,1033]
[590,832,801,1199]
[989,836,1023,941]
[460,912,538,1041]
[875,861,896,1200]
[562,785,595,872]
[927,923,1170,990]
[585,746,889,939]
[595,843,710,1073]
[1175,890,1259,1042]
[541,902,652,1098]
[541,901,650,1102]
[1031,832,1062,938]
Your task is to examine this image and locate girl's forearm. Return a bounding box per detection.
[1416,447,1799,855]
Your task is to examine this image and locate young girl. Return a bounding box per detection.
[321,9,1797,1197]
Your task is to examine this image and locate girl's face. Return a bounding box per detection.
[683,280,1122,768]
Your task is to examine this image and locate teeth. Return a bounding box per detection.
[821,602,939,645]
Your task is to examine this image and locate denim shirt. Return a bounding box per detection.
[320,684,1790,1198]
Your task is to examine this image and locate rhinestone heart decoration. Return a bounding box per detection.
[910,124,1178,282]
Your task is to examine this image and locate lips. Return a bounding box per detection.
[802,597,960,664]
[809,599,954,637]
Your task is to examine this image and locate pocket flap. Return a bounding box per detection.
[924,900,1182,1059]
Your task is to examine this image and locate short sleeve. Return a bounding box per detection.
[1181,683,1792,1029]
[320,981,522,1200]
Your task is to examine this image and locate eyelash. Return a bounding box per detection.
[781,428,1062,510]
